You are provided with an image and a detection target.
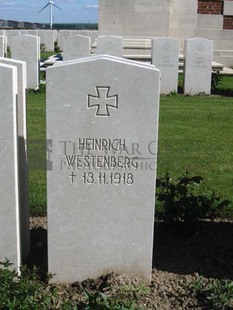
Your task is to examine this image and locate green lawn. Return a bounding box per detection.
[158,94,233,200]
[27,91,46,215]
[27,76,233,216]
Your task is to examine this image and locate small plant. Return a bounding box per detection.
[40,43,46,53]
[167,90,177,97]
[27,81,46,94]
[0,259,74,309]
[155,171,231,222]
[82,290,138,309]
[212,70,223,90]
[190,277,233,310]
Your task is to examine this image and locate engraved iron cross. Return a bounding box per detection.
[21,41,28,48]
[87,86,118,117]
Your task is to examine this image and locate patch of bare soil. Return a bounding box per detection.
[28,217,233,309]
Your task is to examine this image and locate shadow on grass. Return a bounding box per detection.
[211,88,233,97]
[153,220,233,280]
[27,220,233,281]
[27,228,48,279]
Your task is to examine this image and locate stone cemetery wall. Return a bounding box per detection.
[0,63,21,271]
[99,0,170,37]
[11,35,40,89]
[184,38,213,95]
[47,55,160,284]
[63,35,90,61]
[152,37,179,94]
[169,0,198,46]
[98,0,233,66]
[96,36,123,57]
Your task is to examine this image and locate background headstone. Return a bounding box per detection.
[38,30,55,52]
[63,35,90,61]
[57,30,71,51]
[0,57,29,261]
[0,63,21,271]
[152,37,179,94]
[11,34,40,89]
[184,38,213,95]
[5,30,20,50]
[97,36,123,57]
[47,55,160,284]
[0,36,5,57]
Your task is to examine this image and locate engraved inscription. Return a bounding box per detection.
[69,172,76,184]
[82,172,134,185]
[21,41,28,48]
[106,41,114,51]
[163,43,170,52]
[88,87,118,117]
[196,43,204,53]
[72,41,80,49]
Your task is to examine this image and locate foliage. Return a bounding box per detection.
[40,43,46,53]
[0,260,141,310]
[81,291,138,310]
[0,259,74,310]
[27,81,46,94]
[190,277,233,310]
[155,171,231,222]
[52,23,98,30]
[167,90,178,97]
[211,70,223,90]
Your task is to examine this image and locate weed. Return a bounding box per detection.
[82,290,139,309]
[167,90,177,97]
[212,70,223,90]
[190,277,233,310]
[0,259,73,309]
[155,171,231,222]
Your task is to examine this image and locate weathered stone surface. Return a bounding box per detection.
[184,37,213,95]
[63,35,90,61]
[0,57,29,261]
[152,37,179,94]
[11,34,40,89]
[97,36,123,57]
[0,63,20,271]
[47,55,160,284]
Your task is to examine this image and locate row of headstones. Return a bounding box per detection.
[0,32,213,94]
[62,35,213,95]
[0,34,40,89]
[0,53,160,284]
[0,29,98,52]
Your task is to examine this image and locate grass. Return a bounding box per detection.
[158,94,233,202]
[27,91,46,216]
[27,76,233,216]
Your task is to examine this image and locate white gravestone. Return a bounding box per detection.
[63,35,90,61]
[152,37,179,94]
[11,35,40,89]
[58,30,71,51]
[97,36,123,57]
[0,36,5,57]
[47,55,160,284]
[38,30,55,52]
[0,63,21,271]
[184,38,213,95]
[6,30,20,49]
[0,58,29,261]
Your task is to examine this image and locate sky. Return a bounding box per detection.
[0,0,99,23]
